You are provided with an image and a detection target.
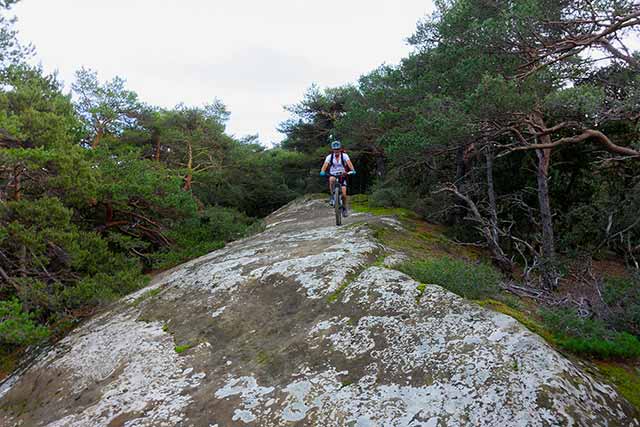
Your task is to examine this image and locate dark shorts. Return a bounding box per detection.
[331,175,347,188]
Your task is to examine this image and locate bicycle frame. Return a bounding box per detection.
[329,173,347,226]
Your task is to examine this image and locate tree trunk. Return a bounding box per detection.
[106,202,113,223]
[447,143,468,225]
[13,166,21,201]
[184,141,193,191]
[529,112,559,289]
[535,147,558,289]
[485,146,498,244]
[92,128,103,149]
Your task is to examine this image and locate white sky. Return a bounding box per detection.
[13,1,434,145]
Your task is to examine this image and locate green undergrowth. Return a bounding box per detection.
[356,195,482,263]
[0,348,22,381]
[476,299,556,344]
[398,257,501,300]
[595,362,640,410]
[350,194,418,220]
[355,194,640,411]
[540,307,640,360]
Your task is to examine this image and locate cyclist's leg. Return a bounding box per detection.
[341,178,349,215]
[329,176,336,204]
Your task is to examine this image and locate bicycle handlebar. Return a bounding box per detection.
[328,171,356,177]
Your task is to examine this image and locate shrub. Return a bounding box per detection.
[0,299,49,346]
[369,185,407,208]
[151,206,254,269]
[601,275,640,336]
[541,307,640,359]
[398,256,501,300]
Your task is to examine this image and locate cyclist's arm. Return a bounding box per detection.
[346,159,355,172]
[321,161,330,173]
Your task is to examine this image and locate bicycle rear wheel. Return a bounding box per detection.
[334,185,342,226]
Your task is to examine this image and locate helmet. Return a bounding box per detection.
[331,141,342,150]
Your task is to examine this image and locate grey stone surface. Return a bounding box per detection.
[0,196,638,426]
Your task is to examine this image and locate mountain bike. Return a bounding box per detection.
[329,171,355,226]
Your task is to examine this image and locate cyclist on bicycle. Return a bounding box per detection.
[320,140,356,216]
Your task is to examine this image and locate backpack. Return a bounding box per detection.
[329,151,350,171]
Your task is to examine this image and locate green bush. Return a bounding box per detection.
[151,206,254,269]
[541,307,640,359]
[0,299,49,346]
[369,185,408,208]
[398,257,501,300]
[601,275,640,336]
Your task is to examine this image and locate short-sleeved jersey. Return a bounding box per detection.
[324,152,351,175]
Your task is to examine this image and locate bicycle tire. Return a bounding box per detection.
[334,185,342,226]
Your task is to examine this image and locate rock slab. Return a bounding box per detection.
[0,197,638,426]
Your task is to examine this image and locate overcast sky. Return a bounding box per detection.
[13,1,434,145]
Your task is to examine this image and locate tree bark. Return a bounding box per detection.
[508,128,640,157]
[13,165,21,201]
[528,112,559,289]
[441,184,513,273]
[106,202,113,223]
[91,128,103,149]
[535,147,558,289]
[485,146,498,244]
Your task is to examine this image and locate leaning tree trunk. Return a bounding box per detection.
[91,128,104,149]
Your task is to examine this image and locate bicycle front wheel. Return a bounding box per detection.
[334,185,342,226]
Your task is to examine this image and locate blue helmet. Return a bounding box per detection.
[331,141,341,150]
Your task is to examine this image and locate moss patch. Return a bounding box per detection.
[415,283,427,304]
[131,287,163,308]
[327,276,354,304]
[476,298,556,344]
[326,254,382,304]
[595,362,640,412]
[350,194,418,220]
[174,344,193,354]
[256,350,270,365]
[362,207,482,263]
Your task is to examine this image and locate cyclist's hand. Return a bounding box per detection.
[320,171,326,177]
[348,170,356,175]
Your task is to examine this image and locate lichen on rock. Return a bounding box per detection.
[0,198,637,426]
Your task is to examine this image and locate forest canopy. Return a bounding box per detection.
[0,1,322,352]
[279,0,640,359]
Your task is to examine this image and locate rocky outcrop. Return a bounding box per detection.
[0,196,638,426]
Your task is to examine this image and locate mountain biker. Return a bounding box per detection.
[319,141,356,216]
